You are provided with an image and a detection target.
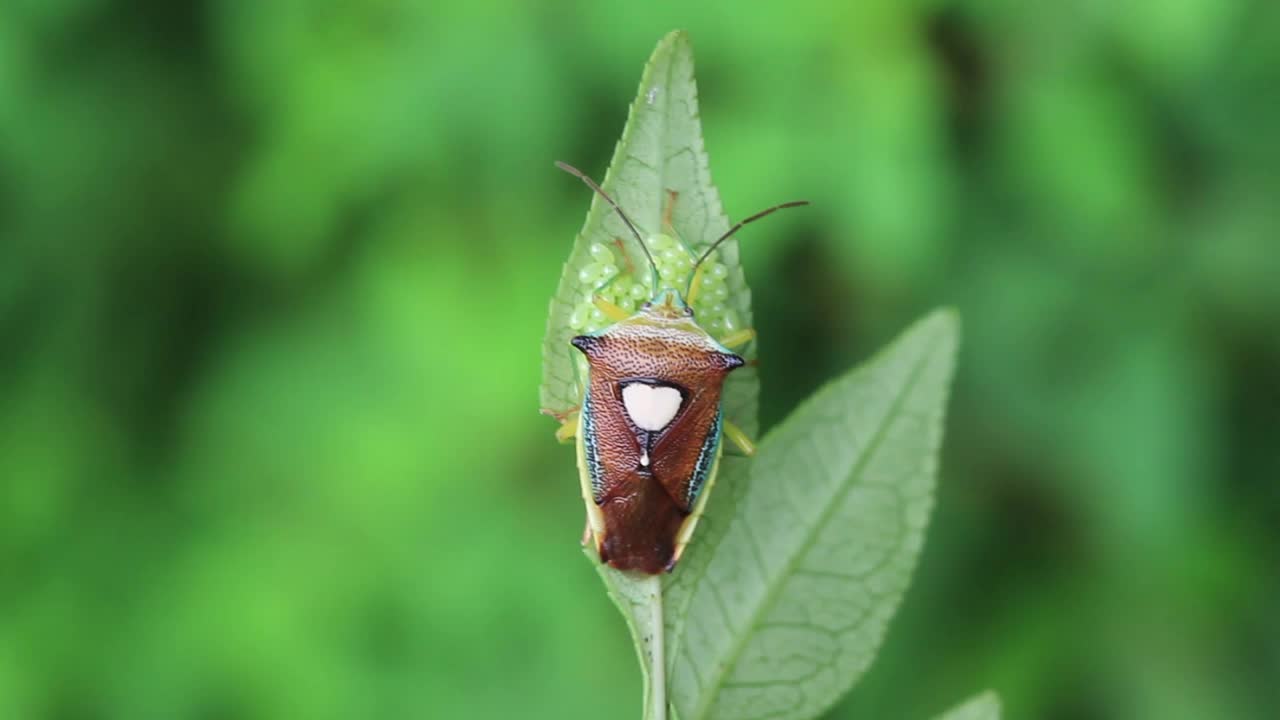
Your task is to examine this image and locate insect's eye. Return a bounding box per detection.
[641,301,652,310]
[685,306,694,317]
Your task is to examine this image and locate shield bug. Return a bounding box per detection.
[551,160,807,574]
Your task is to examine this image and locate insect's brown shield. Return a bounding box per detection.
[573,309,743,574]
[540,30,760,582]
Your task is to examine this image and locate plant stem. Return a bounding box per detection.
[642,574,666,720]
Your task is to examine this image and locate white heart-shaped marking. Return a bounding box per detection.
[622,383,682,432]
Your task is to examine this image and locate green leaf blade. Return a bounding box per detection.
[934,691,1002,720]
[667,310,960,720]
[541,30,763,720]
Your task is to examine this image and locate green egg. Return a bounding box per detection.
[589,242,615,265]
[578,262,602,285]
[648,233,675,251]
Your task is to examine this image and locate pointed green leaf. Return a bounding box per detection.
[665,310,960,720]
[540,31,761,720]
[934,691,1002,720]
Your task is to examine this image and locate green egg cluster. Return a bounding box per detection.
[568,242,630,334]
[568,235,741,339]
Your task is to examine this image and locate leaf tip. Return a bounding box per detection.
[928,304,962,331]
[649,29,693,69]
[658,28,691,48]
[935,690,1002,720]
[973,689,1001,709]
[910,306,962,361]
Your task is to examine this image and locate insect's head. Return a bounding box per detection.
[640,288,695,320]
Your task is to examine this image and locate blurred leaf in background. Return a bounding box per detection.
[0,2,1276,719]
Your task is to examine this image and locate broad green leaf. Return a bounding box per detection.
[934,691,1002,720]
[539,30,760,720]
[665,310,960,720]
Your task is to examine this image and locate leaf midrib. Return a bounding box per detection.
[654,44,672,249]
[687,330,942,720]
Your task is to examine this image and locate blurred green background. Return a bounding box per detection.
[2,2,1278,718]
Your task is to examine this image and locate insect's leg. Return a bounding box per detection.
[687,263,708,305]
[610,237,636,275]
[555,410,580,443]
[719,328,757,350]
[541,406,581,443]
[662,189,679,233]
[723,419,757,456]
[592,294,630,322]
[718,330,757,456]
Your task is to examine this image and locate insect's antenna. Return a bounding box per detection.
[690,200,810,280]
[555,161,659,285]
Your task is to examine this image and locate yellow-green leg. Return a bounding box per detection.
[687,263,708,305]
[662,189,679,233]
[719,328,756,350]
[723,419,756,456]
[540,408,580,443]
[718,327,756,454]
[592,295,631,322]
